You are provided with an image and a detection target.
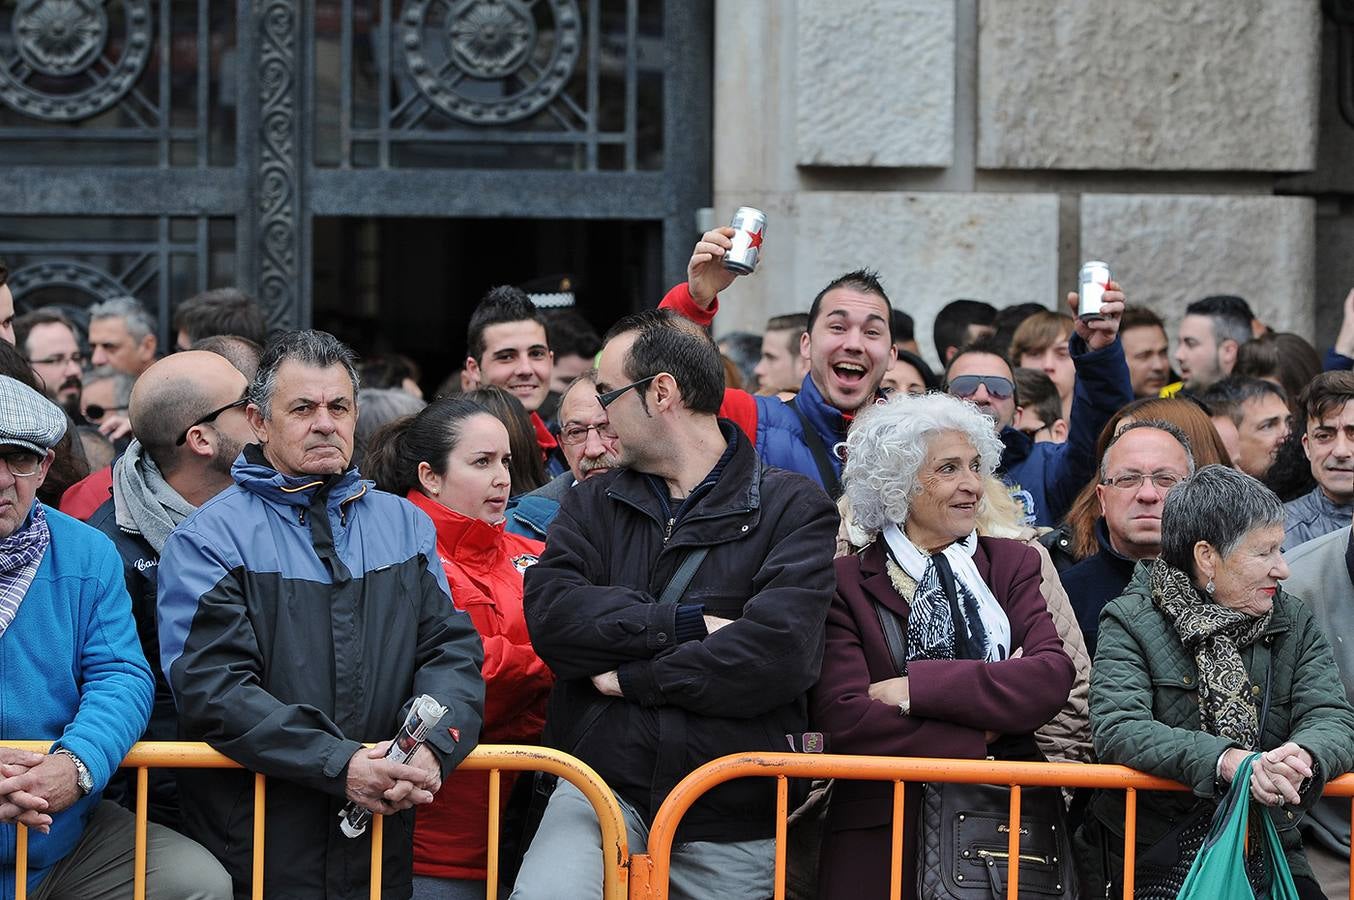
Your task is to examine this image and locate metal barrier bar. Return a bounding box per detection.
[369,812,383,900]
[486,769,501,900]
[7,743,628,900]
[772,776,787,900]
[630,752,1354,900]
[1006,784,1021,900]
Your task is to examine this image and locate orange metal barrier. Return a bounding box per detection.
[6,742,628,900]
[626,752,1354,900]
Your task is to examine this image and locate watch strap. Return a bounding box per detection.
[54,748,93,796]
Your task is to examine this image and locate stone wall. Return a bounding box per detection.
[711,0,1346,370]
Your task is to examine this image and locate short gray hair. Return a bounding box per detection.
[844,392,1005,534]
[1159,464,1284,573]
[248,330,359,418]
[1099,419,1197,482]
[85,371,136,409]
[89,296,156,342]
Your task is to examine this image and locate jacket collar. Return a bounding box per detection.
[605,419,760,535]
[531,411,559,453]
[797,374,850,443]
[854,534,992,620]
[1124,559,1293,638]
[233,443,371,513]
[999,425,1031,470]
[1094,518,1140,573]
[406,489,503,566]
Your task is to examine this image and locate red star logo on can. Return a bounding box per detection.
[747,227,763,249]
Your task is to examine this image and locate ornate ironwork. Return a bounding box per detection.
[257,0,301,331]
[9,259,130,305]
[401,0,581,125]
[0,0,152,122]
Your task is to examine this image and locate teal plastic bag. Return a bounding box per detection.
[1176,752,1300,899]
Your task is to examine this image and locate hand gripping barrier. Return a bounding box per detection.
[625,752,1354,900]
[4,742,629,900]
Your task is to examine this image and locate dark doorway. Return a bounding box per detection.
[313,216,665,395]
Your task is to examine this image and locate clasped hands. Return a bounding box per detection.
[0,746,82,833]
[344,742,442,816]
[1220,742,1313,807]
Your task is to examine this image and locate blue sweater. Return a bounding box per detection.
[0,504,153,899]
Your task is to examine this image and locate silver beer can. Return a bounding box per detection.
[1078,260,1112,320]
[723,207,767,275]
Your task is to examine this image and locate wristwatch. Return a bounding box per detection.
[897,697,910,717]
[53,748,94,797]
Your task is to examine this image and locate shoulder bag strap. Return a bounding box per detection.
[873,599,909,676]
[785,398,843,500]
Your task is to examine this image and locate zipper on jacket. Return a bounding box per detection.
[663,517,675,543]
[298,508,306,525]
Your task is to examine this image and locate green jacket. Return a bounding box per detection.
[1083,561,1354,882]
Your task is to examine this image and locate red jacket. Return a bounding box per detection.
[407,491,553,880]
[58,466,113,521]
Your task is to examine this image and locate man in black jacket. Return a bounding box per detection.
[89,350,256,828]
[516,310,839,900]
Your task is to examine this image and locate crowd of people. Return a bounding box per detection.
[3,228,1354,900]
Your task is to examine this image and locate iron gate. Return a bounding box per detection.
[0,0,711,341]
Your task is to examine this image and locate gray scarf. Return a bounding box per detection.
[114,439,196,553]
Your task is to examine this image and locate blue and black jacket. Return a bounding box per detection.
[157,447,485,899]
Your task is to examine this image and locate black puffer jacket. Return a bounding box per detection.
[524,422,839,842]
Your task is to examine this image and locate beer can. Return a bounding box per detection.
[723,207,767,275]
[1078,261,1112,320]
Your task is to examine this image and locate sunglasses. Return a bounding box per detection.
[176,396,248,446]
[83,403,127,421]
[947,375,1015,401]
[596,376,656,410]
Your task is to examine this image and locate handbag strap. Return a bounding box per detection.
[657,546,710,606]
[873,599,908,676]
[785,398,843,499]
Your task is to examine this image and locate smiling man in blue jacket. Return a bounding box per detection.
[0,374,229,900]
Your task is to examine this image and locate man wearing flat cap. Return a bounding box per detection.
[0,375,230,899]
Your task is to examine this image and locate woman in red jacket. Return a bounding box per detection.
[367,396,553,900]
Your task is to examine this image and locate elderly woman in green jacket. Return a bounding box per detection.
[1079,465,1354,899]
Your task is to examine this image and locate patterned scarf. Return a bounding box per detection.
[0,502,51,640]
[1149,558,1270,748]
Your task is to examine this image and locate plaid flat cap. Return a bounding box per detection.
[0,375,67,455]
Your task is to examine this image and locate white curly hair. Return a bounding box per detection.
[843,392,1005,535]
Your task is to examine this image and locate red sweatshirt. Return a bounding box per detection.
[657,283,759,442]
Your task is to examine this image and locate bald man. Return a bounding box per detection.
[87,351,256,827]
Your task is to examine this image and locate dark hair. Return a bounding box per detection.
[354,387,426,462]
[1184,295,1254,349]
[1120,304,1165,333]
[807,269,893,341]
[766,313,809,357]
[0,260,7,287]
[991,302,1047,354]
[364,397,494,497]
[544,309,601,360]
[934,299,997,360]
[1198,375,1287,428]
[249,330,359,417]
[466,286,547,362]
[464,386,547,494]
[717,331,761,388]
[1262,428,1318,502]
[894,349,939,392]
[359,353,422,391]
[191,334,264,380]
[944,336,1017,401]
[1013,368,1062,433]
[1234,333,1321,413]
[173,288,269,345]
[1298,370,1354,425]
[0,340,88,504]
[604,309,725,415]
[890,309,914,343]
[14,309,77,358]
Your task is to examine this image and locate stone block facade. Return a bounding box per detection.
[711,0,1347,368]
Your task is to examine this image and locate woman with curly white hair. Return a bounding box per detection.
[809,392,1076,900]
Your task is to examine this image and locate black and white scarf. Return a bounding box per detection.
[882,524,1011,664]
[0,502,51,640]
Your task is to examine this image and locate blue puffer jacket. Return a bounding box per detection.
[751,374,863,494]
[1,504,153,900]
[157,447,485,899]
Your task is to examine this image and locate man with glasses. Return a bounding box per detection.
[86,351,256,828]
[1061,421,1195,656]
[944,286,1131,527]
[0,374,232,899]
[506,372,620,542]
[515,310,838,900]
[14,310,84,418]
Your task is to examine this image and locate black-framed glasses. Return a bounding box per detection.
[176,396,248,446]
[1100,471,1186,492]
[947,374,1015,400]
[83,404,127,421]
[596,376,656,410]
[28,352,84,367]
[558,422,619,446]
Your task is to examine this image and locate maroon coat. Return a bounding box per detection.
[809,536,1075,900]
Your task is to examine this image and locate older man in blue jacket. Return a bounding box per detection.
[0,375,229,900]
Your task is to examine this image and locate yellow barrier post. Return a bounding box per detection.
[133,767,148,900]
[14,823,26,900]
[1005,784,1021,900]
[369,813,384,900]
[486,769,501,900]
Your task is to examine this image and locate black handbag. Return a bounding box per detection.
[872,597,1080,899]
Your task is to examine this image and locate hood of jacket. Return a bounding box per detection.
[232,443,371,517]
